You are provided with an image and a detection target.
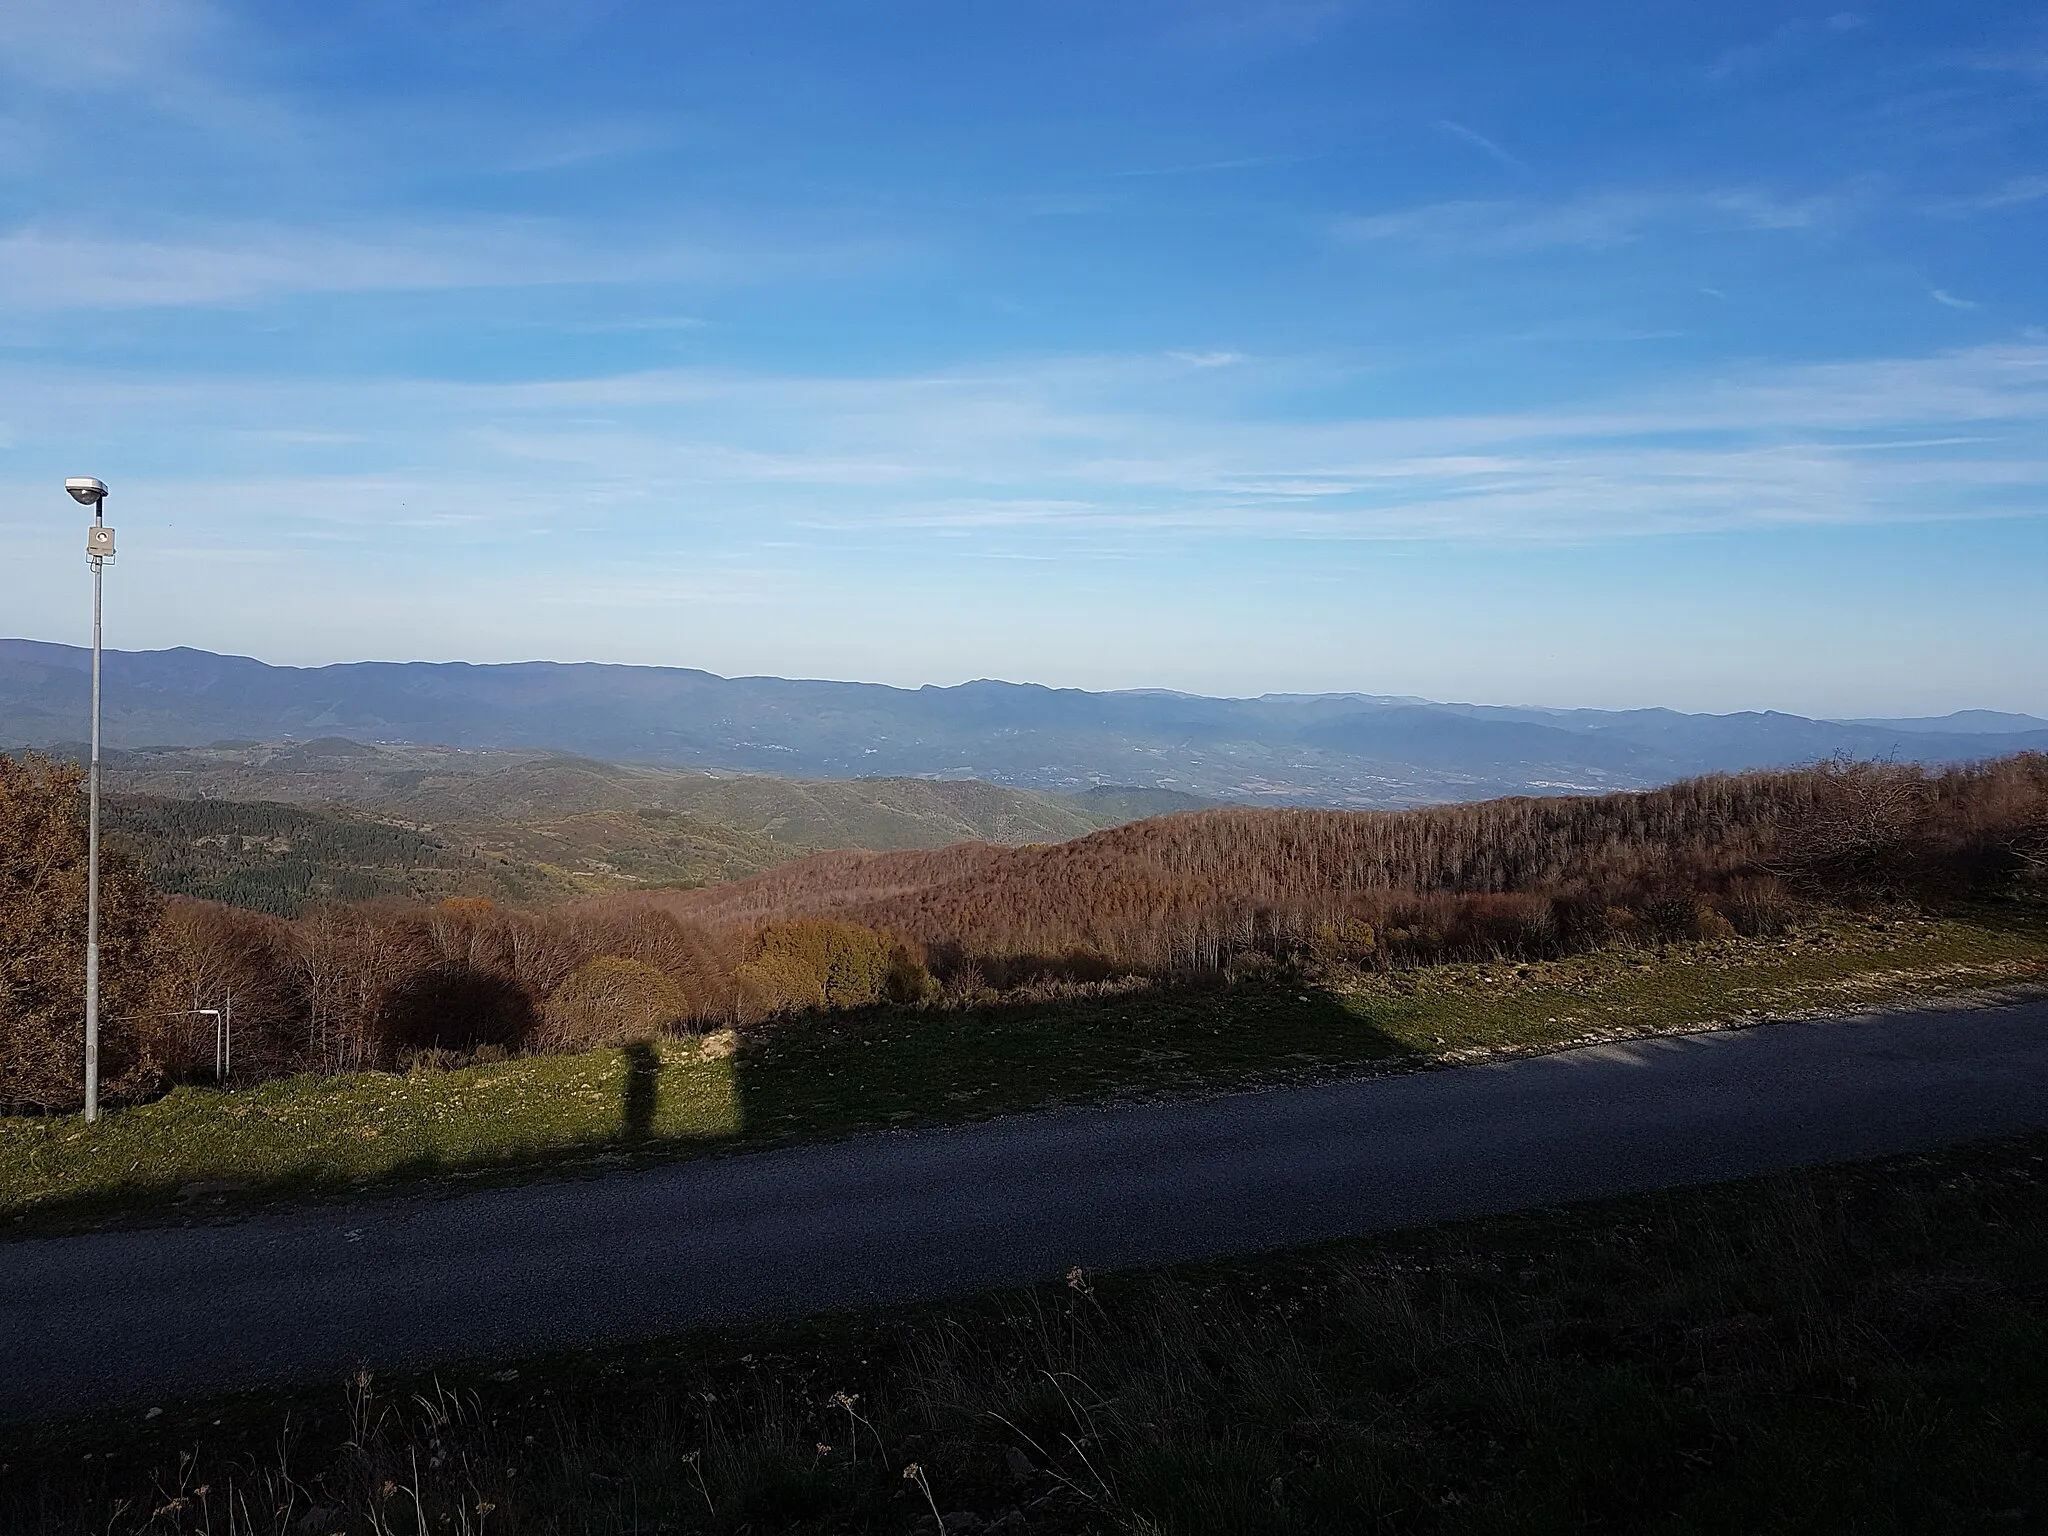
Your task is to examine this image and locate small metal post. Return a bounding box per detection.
[225,989,234,1081]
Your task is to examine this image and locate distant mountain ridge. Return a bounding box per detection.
[4,638,2044,808]
[1838,710,2048,735]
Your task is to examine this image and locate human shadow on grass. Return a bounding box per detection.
[621,1040,660,1142]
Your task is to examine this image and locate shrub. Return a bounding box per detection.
[1639,895,1706,943]
[560,905,735,1021]
[1602,906,1649,947]
[736,919,931,1016]
[734,950,826,1016]
[1719,877,1798,937]
[1311,918,1378,962]
[539,957,689,1050]
[1696,907,1737,941]
[883,944,940,1005]
[380,961,537,1054]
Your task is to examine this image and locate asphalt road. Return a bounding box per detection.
[6,995,2048,1421]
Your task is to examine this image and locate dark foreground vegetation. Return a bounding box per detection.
[9,1131,2045,1535]
[4,750,2047,1113]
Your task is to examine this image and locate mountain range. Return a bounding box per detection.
[5,638,2045,807]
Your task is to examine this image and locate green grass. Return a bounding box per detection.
[5,909,2046,1237]
[0,1036,741,1232]
[10,1130,2047,1534]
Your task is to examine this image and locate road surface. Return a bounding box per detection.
[5,995,2047,1420]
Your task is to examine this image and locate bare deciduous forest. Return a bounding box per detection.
[3,750,2044,1112]
[653,754,2048,977]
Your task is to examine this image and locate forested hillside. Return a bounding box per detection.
[86,746,1216,919]
[7,751,2042,1111]
[105,796,582,915]
[654,755,2048,974]
[92,740,1205,851]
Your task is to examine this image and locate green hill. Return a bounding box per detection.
[104,796,580,916]
[92,741,1222,915]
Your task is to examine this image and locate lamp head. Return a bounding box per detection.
[65,476,108,507]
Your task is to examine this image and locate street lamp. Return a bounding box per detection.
[65,476,112,1123]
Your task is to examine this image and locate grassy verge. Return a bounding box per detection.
[9,1130,2047,1534]
[5,909,2046,1236]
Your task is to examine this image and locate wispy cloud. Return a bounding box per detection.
[1923,175,2048,217]
[494,122,669,174]
[0,0,215,89]
[8,341,2046,552]
[1707,12,1866,83]
[0,222,900,310]
[1436,119,1522,171]
[1160,0,1351,58]
[1337,186,1841,255]
[1932,288,1981,310]
[1113,156,1283,179]
[0,0,303,150]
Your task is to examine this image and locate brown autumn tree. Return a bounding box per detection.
[146,898,307,1083]
[0,753,162,1111]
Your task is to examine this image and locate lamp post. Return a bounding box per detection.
[65,476,112,1123]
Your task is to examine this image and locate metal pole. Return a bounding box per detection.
[84,511,103,1124]
[225,988,233,1081]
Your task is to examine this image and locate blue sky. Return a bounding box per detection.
[2,0,2046,715]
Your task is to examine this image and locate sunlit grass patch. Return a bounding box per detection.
[0,1033,739,1226]
[1321,910,2048,1060]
